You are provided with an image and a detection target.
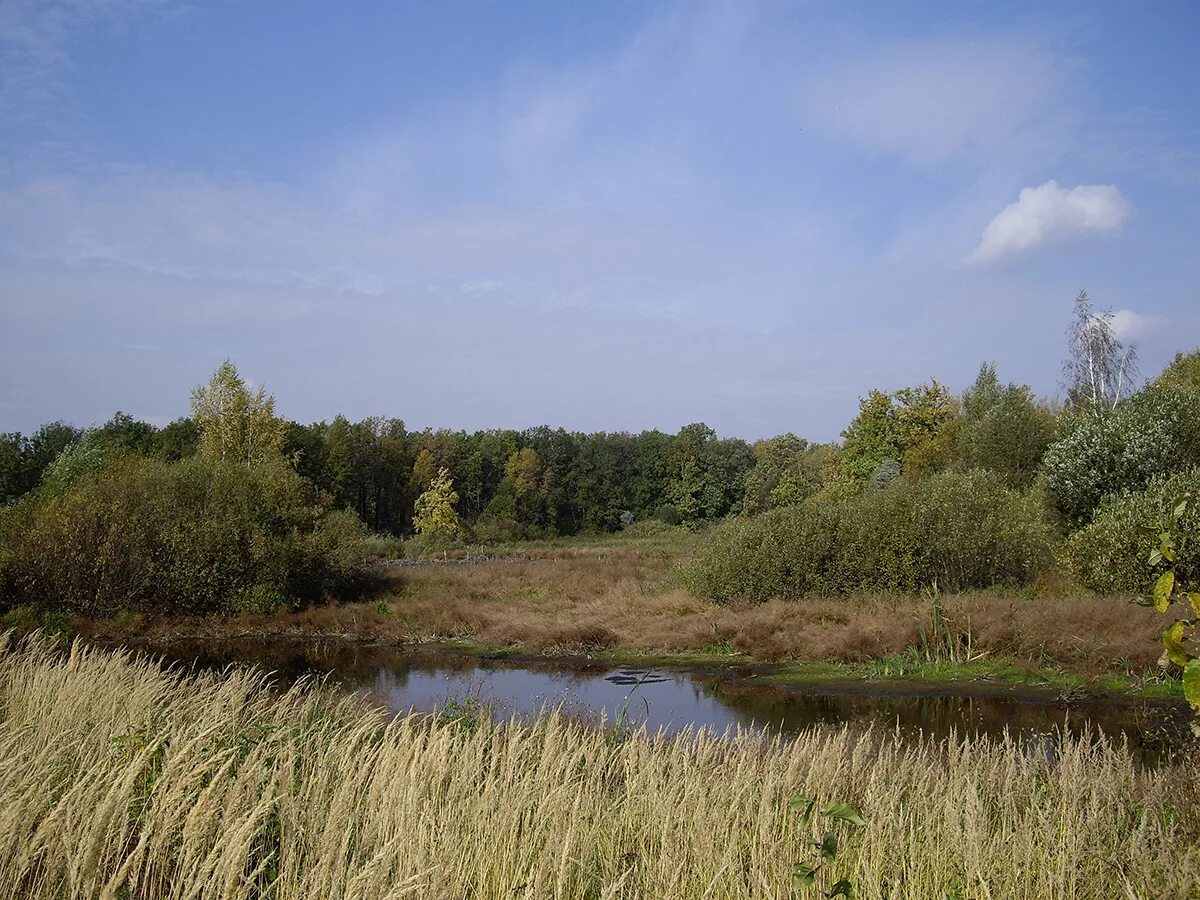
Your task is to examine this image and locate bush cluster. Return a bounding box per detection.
[1064,467,1200,593]
[684,470,1054,601]
[1041,386,1200,526]
[0,455,369,617]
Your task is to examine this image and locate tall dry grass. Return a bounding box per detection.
[2,633,1198,899]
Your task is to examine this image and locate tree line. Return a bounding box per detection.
[3,291,1197,550]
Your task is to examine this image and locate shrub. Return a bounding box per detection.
[361,532,405,561]
[1154,348,1200,394]
[652,504,681,526]
[36,431,112,498]
[867,459,900,491]
[684,470,1055,601]
[623,518,677,538]
[1065,468,1200,593]
[0,455,369,617]
[1041,386,1200,527]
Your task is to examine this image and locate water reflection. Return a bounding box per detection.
[135,639,1192,764]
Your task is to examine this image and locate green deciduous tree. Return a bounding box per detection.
[743,434,833,515]
[94,412,157,456]
[838,391,899,486]
[893,380,958,477]
[665,423,755,525]
[838,381,957,488]
[957,363,1058,485]
[152,418,200,461]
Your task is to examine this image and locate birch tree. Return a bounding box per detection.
[190,361,286,465]
[1063,290,1139,416]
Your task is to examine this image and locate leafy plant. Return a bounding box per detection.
[1136,488,1200,722]
[0,455,369,617]
[788,795,866,897]
[413,467,463,541]
[1041,384,1200,527]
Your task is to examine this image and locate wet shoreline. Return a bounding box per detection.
[91,633,1195,765]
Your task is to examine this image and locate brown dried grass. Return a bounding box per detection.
[77,540,1172,674]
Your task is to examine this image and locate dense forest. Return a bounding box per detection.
[0,410,761,539]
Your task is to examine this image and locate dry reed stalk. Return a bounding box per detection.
[0,633,1197,899]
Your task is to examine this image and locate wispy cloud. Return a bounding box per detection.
[967,181,1131,264]
[0,0,187,124]
[802,38,1077,165]
[2,1,1196,437]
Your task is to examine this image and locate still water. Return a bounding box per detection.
[142,640,1191,762]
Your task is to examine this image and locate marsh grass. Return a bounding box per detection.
[76,533,1175,675]
[2,633,1199,898]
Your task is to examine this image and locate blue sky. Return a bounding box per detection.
[2,0,1198,440]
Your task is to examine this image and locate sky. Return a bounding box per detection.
[1,0,1198,441]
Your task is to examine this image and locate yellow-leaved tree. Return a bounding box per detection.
[190,361,287,465]
[505,447,542,498]
[413,467,461,540]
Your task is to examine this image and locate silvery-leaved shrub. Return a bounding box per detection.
[1041,386,1200,527]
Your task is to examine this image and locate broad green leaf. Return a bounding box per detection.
[789,794,816,823]
[818,830,838,861]
[1153,571,1175,612]
[1189,593,1200,618]
[1132,594,1155,607]
[793,863,818,888]
[1149,549,1163,566]
[1162,622,1190,668]
[1159,533,1177,562]
[1184,659,1200,713]
[826,879,854,898]
[823,800,866,827]
[1174,497,1189,520]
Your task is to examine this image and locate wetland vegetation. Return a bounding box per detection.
[2,298,1200,897]
[3,634,1199,899]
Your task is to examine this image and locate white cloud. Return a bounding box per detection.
[967,181,1130,264]
[1109,309,1156,341]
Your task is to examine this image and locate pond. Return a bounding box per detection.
[134,639,1192,764]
